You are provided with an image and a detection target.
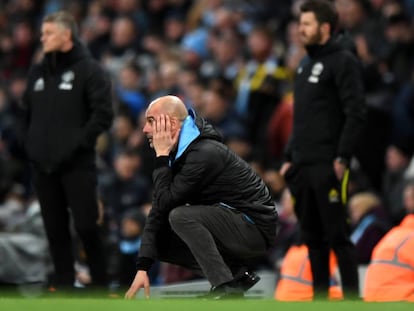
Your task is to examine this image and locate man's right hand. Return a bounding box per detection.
[279,162,292,177]
[125,270,150,299]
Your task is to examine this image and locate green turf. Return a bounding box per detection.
[0,298,413,311]
[0,286,412,311]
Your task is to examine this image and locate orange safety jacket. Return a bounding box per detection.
[274,244,343,301]
[363,214,414,302]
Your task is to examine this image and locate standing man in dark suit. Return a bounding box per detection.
[280,0,366,299]
[22,11,113,288]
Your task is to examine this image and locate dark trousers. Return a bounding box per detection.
[285,163,359,297]
[33,167,107,286]
[155,204,267,287]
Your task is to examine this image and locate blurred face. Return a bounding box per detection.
[119,67,140,90]
[121,218,141,238]
[403,186,414,213]
[13,23,33,47]
[299,12,323,46]
[115,155,138,180]
[248,32,272,58]
[215,39,237,64]
[335,0,364,29]
[41,22,71,53]
[113,116,134,142]
[165,19,185,41]
[386,145,409,172]
[111,18,135,47]
[349,199,363,225]
[202,91,226,121]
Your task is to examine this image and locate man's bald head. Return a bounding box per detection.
[143,95,189,149]
[148,95,188,120]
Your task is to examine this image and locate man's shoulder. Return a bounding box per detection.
[27,63,44,77]
[193,137,225,151]
[76,56,103,72]
[186,138,227,161]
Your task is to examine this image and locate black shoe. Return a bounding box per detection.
[235,270,260,291]
[201,284,245,300]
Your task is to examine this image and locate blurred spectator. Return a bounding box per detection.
[363,182,414,302]
[334,0,386,59]
[101,15,141,76]
[267,92,294,166]
[82,2,113,60]
[382,144,413,224]
[99,149,150,283]
[155,60,182,97]
[143,0,173,35]
[284,20,307,73]
[201,85,246,144]
[115,62,147,119]
[115,0,147,33]
[164,11,186,45]
[348,192,391,263]
[235,26,290,166]
[116,208,160,286]
[0,184,26,231]
[263,170,286,202]
[0,20,37,80]
[269,188,298,270]
[109,113,136,159]
[391,79,414,150]
[0,197,50,285]
[201,28,243,81]
[99,149,150,227]
[186,0,224,31]
[384,13,414,86]
[275,244,343,301]
[403,182,414,215]
[181,28,209,69]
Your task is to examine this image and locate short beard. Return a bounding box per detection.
[304,28,323,47]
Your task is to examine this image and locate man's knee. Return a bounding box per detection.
[168,205,190,229]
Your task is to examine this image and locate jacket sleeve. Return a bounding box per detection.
[334,51,367,161]
[19,67,36,146]
[138,145,223,261]
[81,62,113,149]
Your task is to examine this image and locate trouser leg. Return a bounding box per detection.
[287,165,330,296]
[32,169,74,286]
[156,227,203,275]
[310,164,359,297]
[62,168,108,286]
[168,204,267,287]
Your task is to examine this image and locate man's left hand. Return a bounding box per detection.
[152,114,180,157]
[333,159,346,181]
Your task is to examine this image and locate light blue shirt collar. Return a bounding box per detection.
[173,109,200,163]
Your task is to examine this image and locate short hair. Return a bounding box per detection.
[300,0,338,34]
[43,11,78,39]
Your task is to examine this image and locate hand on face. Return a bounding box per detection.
[151,114,180,157]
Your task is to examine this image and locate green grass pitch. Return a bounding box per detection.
[1,297,413,311]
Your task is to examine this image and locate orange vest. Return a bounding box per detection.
[363,215,414,302]
[274,245,343,301]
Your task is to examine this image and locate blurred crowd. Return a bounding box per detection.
[1,0,414,290]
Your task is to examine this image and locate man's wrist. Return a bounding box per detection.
[155,155,169,168]
[156,151,170,157]
[136,257,154,271]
